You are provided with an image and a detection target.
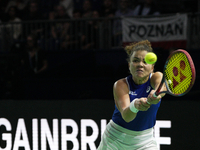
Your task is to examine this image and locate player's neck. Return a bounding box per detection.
[133,76,149,85]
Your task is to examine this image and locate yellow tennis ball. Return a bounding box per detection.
[144,52,157,64]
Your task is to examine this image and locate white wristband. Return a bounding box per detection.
[130,99,139,113]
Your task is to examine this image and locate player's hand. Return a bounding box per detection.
[134,98,150,111]
[147,90,161,104]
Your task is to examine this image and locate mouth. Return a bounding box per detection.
[136,69,143,73]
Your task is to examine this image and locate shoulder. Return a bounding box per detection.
[113,78,128,91]
[151,72,163,78]
[114,78,127,86]
[113,78,129,98]
[150,72,163,88]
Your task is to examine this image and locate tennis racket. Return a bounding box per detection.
[154,49,196,97]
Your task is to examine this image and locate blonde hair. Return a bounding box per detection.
[125,40,153,61]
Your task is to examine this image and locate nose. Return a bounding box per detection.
[137,61,144,67]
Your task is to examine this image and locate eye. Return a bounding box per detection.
[132,59,139,62]
[143,59,147,64]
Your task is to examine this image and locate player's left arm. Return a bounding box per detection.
[148,72,166,104]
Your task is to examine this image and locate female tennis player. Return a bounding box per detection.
[97,40,166,150]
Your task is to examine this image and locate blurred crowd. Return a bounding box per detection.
[0,0,197,23]
[0,0,197,77]
[0,0,197,52]
[0,0,161,22]
[0,0,163,51]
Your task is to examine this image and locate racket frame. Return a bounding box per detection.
[154,49,196,97]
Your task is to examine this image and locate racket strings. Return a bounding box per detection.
[164,52,193,94]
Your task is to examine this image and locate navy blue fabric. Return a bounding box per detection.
[112,74,161,131]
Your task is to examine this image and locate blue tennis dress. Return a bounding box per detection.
[112,74,161,131]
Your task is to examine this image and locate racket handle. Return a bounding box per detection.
[153,92,158,97]
[146,92,158,104]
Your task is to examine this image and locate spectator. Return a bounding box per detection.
[73,0,83,11]
[81,10,101,50]
[59,0,74,18]
[115,0,135,17]
[133,0,160,16]
[5,0,29,18]
[49,5,70,50]
[0,0,9,21]
[0,6,22,52]
[61,9,82,50]
[50,5,70,38]
[38,0,59,19]
[91,0,103,11]
[113,0,135,47]
[22,1,43,21]
[82,0,93,18]
[74,0,101,12]
[98,0,117,49]
[101,0,116,17]
[22,1,44,38]
[21,34,48,77]
[6,6,22,40]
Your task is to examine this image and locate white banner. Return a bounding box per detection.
[122,14,188,42]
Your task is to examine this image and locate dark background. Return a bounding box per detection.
[0,99,199,149]
[1,48,199,100]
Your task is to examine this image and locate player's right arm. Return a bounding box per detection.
[113,78,150,123]
[113,79,137,122]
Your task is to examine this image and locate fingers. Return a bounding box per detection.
[133,91,162,111]
[147,96,161,104]
[135,98,150,111]
[147,90,161,104]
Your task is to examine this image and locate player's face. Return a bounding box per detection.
[129,50,154,84]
